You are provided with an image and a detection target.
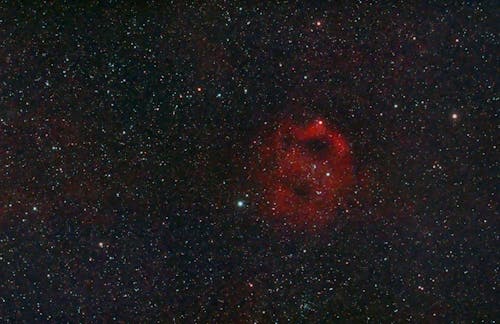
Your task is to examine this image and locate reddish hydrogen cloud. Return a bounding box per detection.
[251,117,354,229]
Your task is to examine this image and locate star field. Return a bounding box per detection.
[0,2,498,322]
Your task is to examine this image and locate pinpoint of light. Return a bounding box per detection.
[237,200,245,208]
[452,113,458,120]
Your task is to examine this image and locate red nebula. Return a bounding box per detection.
[251,118,354,229]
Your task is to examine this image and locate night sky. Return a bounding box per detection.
[0,2,498,322]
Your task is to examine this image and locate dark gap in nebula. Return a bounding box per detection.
[304,138,330,155]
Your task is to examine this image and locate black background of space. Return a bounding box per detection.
[0,2,497,322]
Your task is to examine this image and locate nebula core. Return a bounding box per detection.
[252,118,354,229]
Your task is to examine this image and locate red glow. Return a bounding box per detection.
[252,118,354,229]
